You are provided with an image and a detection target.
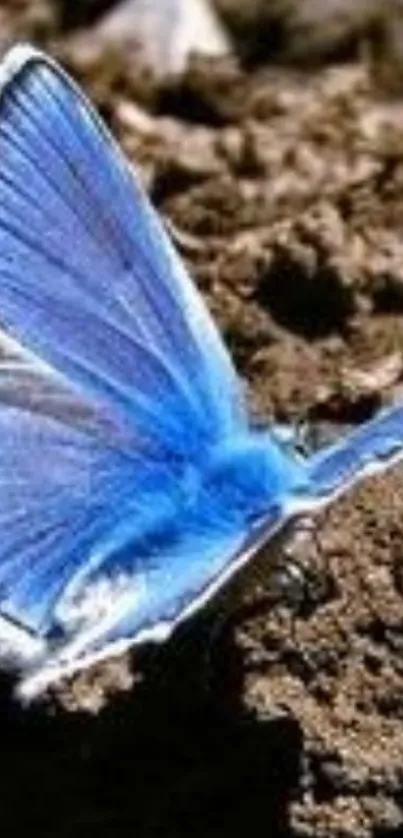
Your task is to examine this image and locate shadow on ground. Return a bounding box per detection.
[0,622,302,838]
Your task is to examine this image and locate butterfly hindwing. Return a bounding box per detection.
[0,343,204,680]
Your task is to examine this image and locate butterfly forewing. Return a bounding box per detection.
[0,46,246,460]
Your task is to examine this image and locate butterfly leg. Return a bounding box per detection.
[199,519,315,698]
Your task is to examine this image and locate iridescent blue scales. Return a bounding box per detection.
[0,45,402,700]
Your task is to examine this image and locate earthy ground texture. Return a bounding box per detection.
[4,1,403,836]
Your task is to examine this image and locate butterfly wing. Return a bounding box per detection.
[0,345,294,699]
[0,44,246,462]
[0,45,268,694]
[0,342,300,698]
[0,340,189,647]
[19,488,287,700]
[306,404,403,504]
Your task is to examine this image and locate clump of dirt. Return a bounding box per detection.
[2,2,403,838]
[0,0,57,49]
[240,471,403,837]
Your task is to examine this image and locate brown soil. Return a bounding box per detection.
[2,2,403,837]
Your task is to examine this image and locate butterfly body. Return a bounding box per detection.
[32,430,306,654]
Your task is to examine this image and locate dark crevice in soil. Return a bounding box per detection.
[255,257,355,339]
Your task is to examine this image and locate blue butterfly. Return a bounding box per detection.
[0,44,402,700]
